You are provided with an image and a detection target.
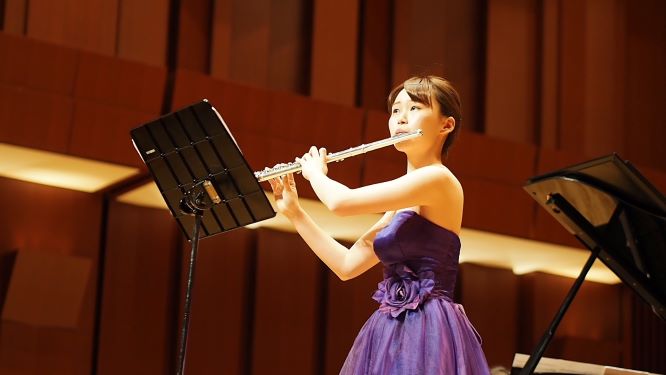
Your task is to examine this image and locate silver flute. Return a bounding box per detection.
[254,129,423,182]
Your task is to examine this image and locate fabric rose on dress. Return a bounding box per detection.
[372,264,436,318]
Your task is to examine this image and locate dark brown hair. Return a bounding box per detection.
[387,76,462,158]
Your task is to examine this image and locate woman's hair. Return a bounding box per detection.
[387,75,462,158]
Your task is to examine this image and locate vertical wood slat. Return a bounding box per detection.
[458,264,518,369]
[358,0,392,110]
[484,0,538,144]
[251,229,325,375]
[310,0,359,106]
[391,0,486,132]
[539,0,560,149]
[184,228,257,375]
[623,0,666,170]
[557,0,587,153]
[116,0,169,66]
[26,0,119,56]
[268,0,311,94]
[97,202,180,375]
[581,0,626,158]
[176,0,213,73]
[2,0,27,34]
[229,0,271,87]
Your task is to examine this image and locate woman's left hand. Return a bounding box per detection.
[298,146,328,181]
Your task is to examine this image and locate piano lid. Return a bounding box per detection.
[524,154,666,320]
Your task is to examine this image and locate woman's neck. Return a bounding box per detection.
[406,151,443,172]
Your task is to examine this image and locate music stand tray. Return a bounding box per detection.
[131,99,275,240]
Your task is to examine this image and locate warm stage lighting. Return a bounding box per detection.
[117,182,620,284]
[0,143,140,193]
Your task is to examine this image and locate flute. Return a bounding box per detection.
[254,129,423,182]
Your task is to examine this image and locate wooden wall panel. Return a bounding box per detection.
[448,130,537,238]
[252,229,324,375]
[557,0,587,154]
[172,70,271,134]
[443,0,487,134]
[0,83,74,152]
[116,0,169,66]
[74,52,166,114]
[0,178,102,375]
[539,0,560,149]
[26,0,118,56]
[267,0,311,94]
[310,0,359,106]
[623,0,666,170]
[391,0,486,132]
[67,99,156,167]
[323,265,383,375]
[458,263,518,369]
[518,272,623,365]
[358,0,391,110]
[0,32,78,94]
[97,202,179,375]
[581,0,626,158]
[210,0,232,78]
[3,0,27,34]
[182,228,257,375]
[392,0,446,82]
[484,0,538,144]
[448,130,537,186]
[229,0,271,87]
[177,0,213,73]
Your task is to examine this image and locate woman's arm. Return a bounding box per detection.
[298,147,458,216]
[290,210,391,280]
[268,173,388,281]
[308,164,456,216]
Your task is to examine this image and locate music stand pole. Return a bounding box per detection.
[175,180,219,375]
[176,212,202,375]
[130,100,277,374]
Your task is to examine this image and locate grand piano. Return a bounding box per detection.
[516,154,666,374]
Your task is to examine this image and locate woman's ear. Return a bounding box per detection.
[440,116,455,135]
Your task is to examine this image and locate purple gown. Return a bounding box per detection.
[340,211,491,375]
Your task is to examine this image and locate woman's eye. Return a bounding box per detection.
[410,105,419,111]
[392,108,400,114]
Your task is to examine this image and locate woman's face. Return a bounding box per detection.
[389,89,446,151]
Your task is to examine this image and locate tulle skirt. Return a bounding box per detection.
[340,298,491,375]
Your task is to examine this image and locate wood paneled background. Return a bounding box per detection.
[0,0,664,374]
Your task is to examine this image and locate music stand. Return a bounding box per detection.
[130,100,275,375]
[519,154,666,374]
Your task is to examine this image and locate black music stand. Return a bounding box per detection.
[130,100,275,375]
[518,154,666,374]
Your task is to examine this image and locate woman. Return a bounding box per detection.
[268,76,490,374]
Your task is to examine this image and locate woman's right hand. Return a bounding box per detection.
[268,170,302,219]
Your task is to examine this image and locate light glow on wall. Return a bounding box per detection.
[0,143,140,193]
[117,182,621,284]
